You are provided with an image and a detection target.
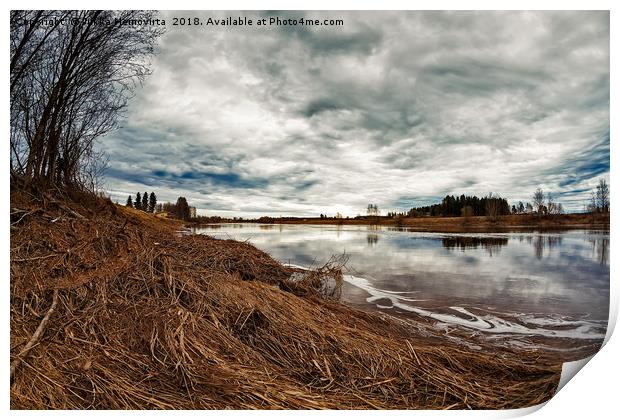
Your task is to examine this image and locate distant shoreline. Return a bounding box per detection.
[188,213,610,233]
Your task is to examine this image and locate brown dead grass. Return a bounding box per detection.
[265,213,610,232]
[10,184,561,409]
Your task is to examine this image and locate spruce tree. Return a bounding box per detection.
[126,195,133,208]
[142,191,148,211]
[149,192,157,213]
[135,192,141,210]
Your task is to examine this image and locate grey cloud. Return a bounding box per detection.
[302,98,349,117]
[102,11,609,216]
[286,24,382,55]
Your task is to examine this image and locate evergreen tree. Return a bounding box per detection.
[409,193,511,217]
[135,192,141,210]
[126,195,133,208]
[149,192,157,213]
[142,191,148,211]
[175,197,190,220]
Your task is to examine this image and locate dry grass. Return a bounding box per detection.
[10,185,561,409]
[267,213,610,232]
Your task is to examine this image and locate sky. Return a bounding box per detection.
[102,11,610,217]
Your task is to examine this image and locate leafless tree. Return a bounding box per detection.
[546,193,564,215]
[533,188,545,214]
[589,191,598,213]
[366,203,379,216]
[78,148,109,193]
[10,10,164,190]
[485,193,500,220]
[596,179,609,213]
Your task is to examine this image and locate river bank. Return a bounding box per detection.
[192,213,609,233]
[11,186,561,409]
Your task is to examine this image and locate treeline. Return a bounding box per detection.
[125,193,196,221]
[406,194,510,218]
[158,198,197,221]
[126,192,157,212]
[123,180,609,224]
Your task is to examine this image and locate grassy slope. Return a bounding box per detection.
[10,187,561,409]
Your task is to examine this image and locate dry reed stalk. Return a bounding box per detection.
[11,288,59,380]
[9,187,564,409]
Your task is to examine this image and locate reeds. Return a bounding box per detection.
[10,188,561,409]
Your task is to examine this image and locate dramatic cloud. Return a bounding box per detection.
[102,11,609,216]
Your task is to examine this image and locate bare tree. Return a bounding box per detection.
[546,193,558,215]
[78,148,109,193]
[533,188,545,214]
[366,203,380,217]
[588,191,596,213]
[596,179,609,213]
[10,11,164,190]
[485,193,500,221]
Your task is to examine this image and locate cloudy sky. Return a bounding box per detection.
[102,11,609,217]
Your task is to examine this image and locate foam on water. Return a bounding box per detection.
[343,274,607,341]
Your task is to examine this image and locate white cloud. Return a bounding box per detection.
[103,11,609,216]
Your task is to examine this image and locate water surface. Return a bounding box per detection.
[193,224,609,358]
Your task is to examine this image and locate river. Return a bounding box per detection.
[193,224,609,360]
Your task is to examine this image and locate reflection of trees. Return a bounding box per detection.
[532,235,563,260]
[366,234,379,246]
[442,236,508,256]
[588,236,609,266]
[533,236,544,259]
[598,237,609,265]
[387,226,409,232]
[259,224,274,230]
[547,235,562,248]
